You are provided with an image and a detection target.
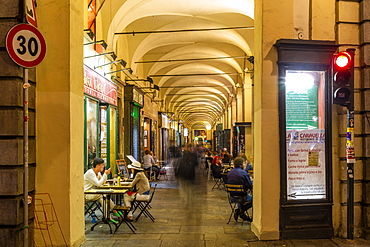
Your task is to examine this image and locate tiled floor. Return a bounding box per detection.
[82,165,370,247]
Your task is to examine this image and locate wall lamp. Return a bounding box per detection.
[247,56,254,64]
[160,111,175,117]
[84,52,117,61]
[84,40,108,50]
[84,29,95,40]
[126,76,153,84]
[94,59,127,69]
[141,84,160,91]
[104,68,132,75]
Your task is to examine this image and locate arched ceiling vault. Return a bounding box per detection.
[106,0,254,128]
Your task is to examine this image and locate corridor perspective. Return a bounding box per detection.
[81,164,370,247]
[2,0,370,246]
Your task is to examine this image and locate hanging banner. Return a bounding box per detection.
[84,65,117,106]
[286,129,326,200]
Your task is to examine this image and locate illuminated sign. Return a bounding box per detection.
[286,129,326,200]
[84,65,117,106]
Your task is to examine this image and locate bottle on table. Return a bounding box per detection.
[117,174,121,186]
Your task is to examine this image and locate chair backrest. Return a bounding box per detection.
[148,183,158,203]
[211,163,222,178]
[225,184,244,193]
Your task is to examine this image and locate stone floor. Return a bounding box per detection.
[81,165,370,247]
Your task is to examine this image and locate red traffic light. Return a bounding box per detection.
[333,52,351,69]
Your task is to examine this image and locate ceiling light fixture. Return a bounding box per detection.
[84,52,117,61]
[84,40,108,50]
[94,59,127,69]
[104,68,133,75]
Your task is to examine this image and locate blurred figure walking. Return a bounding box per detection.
[175,147,198,208]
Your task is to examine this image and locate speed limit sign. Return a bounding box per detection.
[6,23,46,68]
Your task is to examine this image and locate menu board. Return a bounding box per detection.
[286,86,318,129]
[286,129,326,200]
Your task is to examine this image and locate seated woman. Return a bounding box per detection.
[124,161,151,221]
[143,150,160,180]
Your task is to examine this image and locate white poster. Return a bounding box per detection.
[286,129,326,200]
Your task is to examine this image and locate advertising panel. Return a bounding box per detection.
[286,129,326,200]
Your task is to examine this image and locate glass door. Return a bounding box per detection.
[85,98,98,171]
[100,105,108,165]
[109,106,118,174]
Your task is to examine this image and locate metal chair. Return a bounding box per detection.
[225,184,252,224]
[211,164,224,190]
[113,205,137,234]
[132,183,157,222]
[84,200,103,219]
[158,165,168,180]
[143,164,156,181]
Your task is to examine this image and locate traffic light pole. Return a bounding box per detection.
[346,110,355,239]
[345,48,355,239]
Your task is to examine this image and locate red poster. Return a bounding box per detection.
[84,65,117,106]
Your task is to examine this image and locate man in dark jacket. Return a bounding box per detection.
[226,157,253,221]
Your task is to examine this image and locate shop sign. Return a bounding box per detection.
[286,129,326,200]
[161,114,169,129]
[84,65,117,106]
[133,88,144,106]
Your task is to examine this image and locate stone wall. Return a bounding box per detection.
[0,1,35,246]
[336,0,370,239]
[360,0,370,239]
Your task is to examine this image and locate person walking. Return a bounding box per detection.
[175,147,198,208]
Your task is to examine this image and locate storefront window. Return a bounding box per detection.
[109,107,117,173]
[100,106,108,164]
[285,70,326,200]
[131,105,140,160]
[86,98,98,169]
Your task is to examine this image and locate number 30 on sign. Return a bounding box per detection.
[6,23,46,68]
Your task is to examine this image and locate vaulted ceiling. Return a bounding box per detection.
[105,0,254,129]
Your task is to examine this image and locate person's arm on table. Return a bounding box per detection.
[86,168,111,187]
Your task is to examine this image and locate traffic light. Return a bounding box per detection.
[332,49,355,109]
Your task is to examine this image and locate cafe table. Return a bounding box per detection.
[84,188,128,234]
[99,182,134,190]
[222,164,233,173]
[98,183,134,208]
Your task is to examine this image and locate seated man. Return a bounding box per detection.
[84,158,122,223]
[226,157,253,221]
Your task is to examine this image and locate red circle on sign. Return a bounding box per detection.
[5,23,46,68]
